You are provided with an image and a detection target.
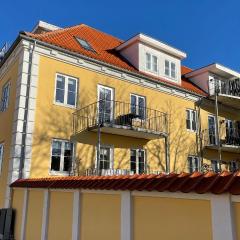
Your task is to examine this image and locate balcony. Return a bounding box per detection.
[209,78,240,109]
[202,128,240,153]
[72,100,168,141]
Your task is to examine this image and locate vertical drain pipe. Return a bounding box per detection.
[19,40,36,179]
[214,77,222,171]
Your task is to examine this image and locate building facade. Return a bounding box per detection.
[0,21,240,210]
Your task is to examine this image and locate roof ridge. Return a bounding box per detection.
[26,23,123,43]
[25,23,85,37]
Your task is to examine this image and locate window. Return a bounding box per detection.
[96,146,113,170]
[211,160,220,173]
[1,82,10,112]
[230,161,238,172]
[188,156,200,173]
[186,109,197,132]
[51,139,74,174]
[145,53,158,73]
[165,60,176,79]
[0,144,3,173]
[75,37,95,52]
[55,74,77,107]
[130,149,146,174]
[130,94,146,120]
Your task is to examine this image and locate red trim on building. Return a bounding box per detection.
[10,171,240,195]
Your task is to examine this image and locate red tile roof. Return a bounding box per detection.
[23,24,206,96]
[10,171,240,195]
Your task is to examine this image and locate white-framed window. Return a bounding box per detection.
[130,94,146,120]
[145,53,158,73]
[50,139,74,174]
[211,160,220,173]
[188,155,200,173]
[0,143,4,174]
[130,149,146,174]
[1,82,10,112]
[186,109,197,132]
[55,74,78,107]
[165,60,177,79]
[96,145,113,170]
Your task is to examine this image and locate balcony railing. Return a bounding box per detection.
[85,168,162,176]
[209,78,240,98]
[202,128,240,148]
[73,100,168,137]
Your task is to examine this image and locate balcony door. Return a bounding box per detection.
[208,115,217,145]
[98,85,114,123]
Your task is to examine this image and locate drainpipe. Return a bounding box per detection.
[19,40,36,179]
[214,77,222,171]
[164,135,170,174]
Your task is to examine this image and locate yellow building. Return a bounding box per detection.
[0,21,240,240]
[0,20,240,213]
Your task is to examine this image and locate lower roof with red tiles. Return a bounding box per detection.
[22,24,206,96]
[10,171,240,195]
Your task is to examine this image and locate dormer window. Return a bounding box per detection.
[75,37,95,52]
[165,60,176,79]
[145,53,158,73]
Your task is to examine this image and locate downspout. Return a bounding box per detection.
[214,77,222,171]
[19,40,36,179]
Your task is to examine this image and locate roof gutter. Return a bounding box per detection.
[2,33,204,98]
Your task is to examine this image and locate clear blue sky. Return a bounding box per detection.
[1,0,240,71]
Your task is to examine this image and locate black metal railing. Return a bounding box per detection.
[85,168,162,176]
[202,128,240,147]
[209,78,240,97]
[73,100,168,136]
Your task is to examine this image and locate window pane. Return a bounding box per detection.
[131,95,137,115]
[68,78,76,92]
[56,75,65,89]
[138,150,145,174]
[1,83,10,111]
[186,120,191,130]
[51,156,61,171]
[194,157,199,171]
[56,89,65,103]
[67,91,76,106]
[138,97,145,119]
[130,150,136,173]
[188,157,193,173]
[171,62,176,78]
[165,60,170,76]
[52,141,61,155]
[152,56,158,73]
[146,53,151,70]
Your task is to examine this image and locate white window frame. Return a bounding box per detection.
[130,149,146,174]
[1,81,10,112]
[186,109,197,132]
[164,60,177,80]
[50,139,74,176]
[54,73,78,108]
[145,52,158,74]
[0,143,4,174]
[95,145,114,170]
[130,94,146,120]
[188,155,200,173]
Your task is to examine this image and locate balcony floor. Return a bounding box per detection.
[209,94,240,110]
[72,122,167,142]
[205,144,240,153]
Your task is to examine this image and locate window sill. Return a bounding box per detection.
[53,102,77,110]
[186,129,197,133]
[49,171,71,176]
